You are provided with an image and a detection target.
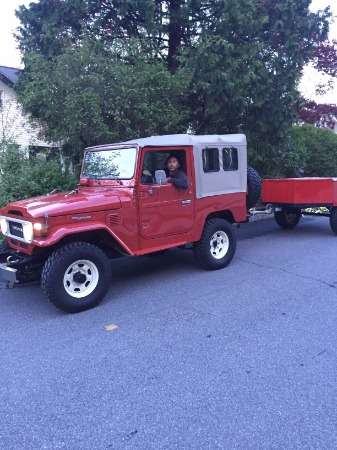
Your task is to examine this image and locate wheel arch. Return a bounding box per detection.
[39,228,132,258]
[53,229,128,258]
[204,210,235,225]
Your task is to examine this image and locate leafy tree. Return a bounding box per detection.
[313,39,337,78]
[181,0,331,175]
[298,39,337,133]
[17,36,190,157]
[16,0,205,72]
[285,125,337,178]
[15,0,332,174]
[299,100,337,130]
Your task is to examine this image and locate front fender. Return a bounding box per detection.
[33,222,135,256]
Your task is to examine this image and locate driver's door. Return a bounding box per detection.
[138,149,194,241]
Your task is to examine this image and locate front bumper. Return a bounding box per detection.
[0,245,44,285]
[0,262,18,283]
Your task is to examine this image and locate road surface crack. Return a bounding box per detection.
[237,258,336,289]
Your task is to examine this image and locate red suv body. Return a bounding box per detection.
[0,134,260,313]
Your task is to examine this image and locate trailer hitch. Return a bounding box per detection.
[249,204,274,221]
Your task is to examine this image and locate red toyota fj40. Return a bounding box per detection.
[0,134,261,313]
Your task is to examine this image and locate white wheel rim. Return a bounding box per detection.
[63,259,99,298]
[210,230,229,259]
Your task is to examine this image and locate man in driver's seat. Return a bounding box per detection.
[165,155,189,189]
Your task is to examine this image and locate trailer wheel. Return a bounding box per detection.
[274,208,301,229]
[41,242,111,313]
[193,218,236,270]
[329,207,337,235]
[247,166,262,209]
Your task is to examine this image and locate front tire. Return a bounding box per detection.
[274,208,301,229]
[41,242,111,313]
[193,218,236,270]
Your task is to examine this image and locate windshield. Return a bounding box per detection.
[82,147,137,179]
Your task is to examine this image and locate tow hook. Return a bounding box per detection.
[7,255,20,264]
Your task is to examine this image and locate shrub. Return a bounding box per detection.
[0,144,77,208]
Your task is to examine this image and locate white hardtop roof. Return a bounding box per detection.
[87,134,246,150]
[124,133,246,147]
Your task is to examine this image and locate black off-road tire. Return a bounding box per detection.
[274,208,301,229]
[247,166,262,209]
[330,207,337,235]
[41,242,111,313]
[193,218,236,270]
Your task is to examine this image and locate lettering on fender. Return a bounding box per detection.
[72,216,92,220]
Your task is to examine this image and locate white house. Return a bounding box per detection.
[0,65,54,150]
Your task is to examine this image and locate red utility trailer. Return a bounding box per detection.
[262,177,337,234]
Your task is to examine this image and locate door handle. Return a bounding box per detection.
[147,185,162,195]
[181,200,191,205]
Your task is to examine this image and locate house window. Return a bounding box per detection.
[222,147,238,171]
[202,148,220,173]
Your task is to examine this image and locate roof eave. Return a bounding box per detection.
[0,74,14,88]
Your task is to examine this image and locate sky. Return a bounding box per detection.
[0,0,336,103]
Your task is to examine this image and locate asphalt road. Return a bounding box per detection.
[1,215,337,449]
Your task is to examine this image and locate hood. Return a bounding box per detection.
[0,188,122,219]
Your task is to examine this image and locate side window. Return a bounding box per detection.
[141,149,188,184]
[202,148,219,173]
[141,152,156,184]
[222,147,238,171]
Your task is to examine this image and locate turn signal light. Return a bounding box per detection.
[33,223,48,238]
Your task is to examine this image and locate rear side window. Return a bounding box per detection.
[202,148,219,173]
[222,147,238,171]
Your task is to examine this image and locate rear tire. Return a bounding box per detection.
[274,208,301,229]
[41,242,111,313]
[330,207,337,234]
[193,218,236,270]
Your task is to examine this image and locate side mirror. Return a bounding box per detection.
[155,170,167,185]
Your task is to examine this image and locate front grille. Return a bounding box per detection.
[9,221,24,238]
